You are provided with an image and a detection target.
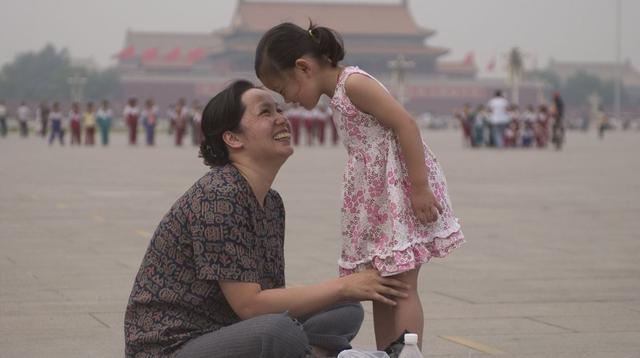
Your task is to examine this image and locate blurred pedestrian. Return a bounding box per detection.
[284,103,302,146]
[471,104,487,147]
[0,100,7,137]
[597,105,609,139]
[190,100,203,146]
[37,101,50,137]
[48,102,65,146]
[124,97,140,145]
[551,92,565,150]
[535,105,550,148]
[96,100,113,146]
[141,99,158,146]
[457,103,472,146]
[17,101,31,137]
[166,104,176,136]
[69,102,82,145]
[487,90,509,148]
[84,102,96,146]
[521,105,536,148]
[174,98,189,146]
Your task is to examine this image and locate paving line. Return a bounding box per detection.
[135,230,152,239]
[439,335,504,355]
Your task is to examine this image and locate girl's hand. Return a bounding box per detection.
[340,269,409,306]
[411,184,443,224]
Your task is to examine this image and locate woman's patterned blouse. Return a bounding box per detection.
[125,164,285,357]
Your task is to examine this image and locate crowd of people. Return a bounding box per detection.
[455,90,567,150]
[0,97,341,147]
[0,98,208,147]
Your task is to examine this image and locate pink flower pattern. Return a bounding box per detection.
[331,66,465,277]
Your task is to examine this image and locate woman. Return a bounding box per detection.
[124,80,408,358]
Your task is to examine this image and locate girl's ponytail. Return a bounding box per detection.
[308,23,345,67]
[255,21,345,79]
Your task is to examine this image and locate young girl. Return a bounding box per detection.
[255,22,464,350]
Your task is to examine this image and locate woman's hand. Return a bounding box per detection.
[339,269,410,306]
[410,184,443,224]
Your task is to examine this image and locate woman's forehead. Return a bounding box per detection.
[242,88,281,107]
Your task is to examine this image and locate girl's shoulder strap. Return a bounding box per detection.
[337,66,389,94]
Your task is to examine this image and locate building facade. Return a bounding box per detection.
[116,0,539,114]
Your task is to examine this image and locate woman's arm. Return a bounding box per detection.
[219,269,408,320]
[344,74,442,223]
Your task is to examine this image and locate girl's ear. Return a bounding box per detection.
[294,58,313,76]
[222,131,243,150]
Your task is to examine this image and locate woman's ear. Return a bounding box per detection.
[222,131,243,150]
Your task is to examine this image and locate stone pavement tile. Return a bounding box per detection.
[1,300,125,316]
[427,317,569,336]
[0,331,123,358]
[431,277,640,304]
[422,301,640,319]
[456,332,640,355]
[513,353,640,358]
[528,314,640,333]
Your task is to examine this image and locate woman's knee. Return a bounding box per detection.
[256,313,309,357]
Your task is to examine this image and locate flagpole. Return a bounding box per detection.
[614,0,622,124]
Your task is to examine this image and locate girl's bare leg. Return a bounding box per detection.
[373,267,423,350]
[393,268,423,348]
[373,299,396,350]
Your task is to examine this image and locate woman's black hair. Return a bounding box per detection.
[199,79,256,167]
[255,21,344,79]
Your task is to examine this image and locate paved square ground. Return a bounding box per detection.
[1,130,639,357]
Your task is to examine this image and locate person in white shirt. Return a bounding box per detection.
[0,100,7,137]
[487,90,509,148]
[17,101,31,137]
[48,102,65,145]
[96,100,113,146]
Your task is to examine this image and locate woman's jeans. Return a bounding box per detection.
[175,302,364,358]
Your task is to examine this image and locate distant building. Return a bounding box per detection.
[548,60,640,103]
[115,0,538,114]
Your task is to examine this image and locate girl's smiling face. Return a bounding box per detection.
[260,58,323,110]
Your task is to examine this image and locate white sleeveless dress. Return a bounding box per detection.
[330,66,465,277]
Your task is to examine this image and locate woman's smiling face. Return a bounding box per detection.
[235,88,293,162]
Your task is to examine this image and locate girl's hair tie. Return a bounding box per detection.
[308,28,319,43]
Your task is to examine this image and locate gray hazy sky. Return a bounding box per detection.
[1,0,638,77]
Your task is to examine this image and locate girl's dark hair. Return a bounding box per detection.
[255,21,344,79]
[199,80,256,167]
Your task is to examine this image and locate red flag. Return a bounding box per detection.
[164,47,181,62]
[187,48,205,63]
[141,48,158,62]
[463,52,475,66]
[486,56,496,71]
[116,45,135,60]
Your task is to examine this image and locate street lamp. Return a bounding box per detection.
[613,0,622,126]
[388,54,415,105]
[67,73,87,103]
